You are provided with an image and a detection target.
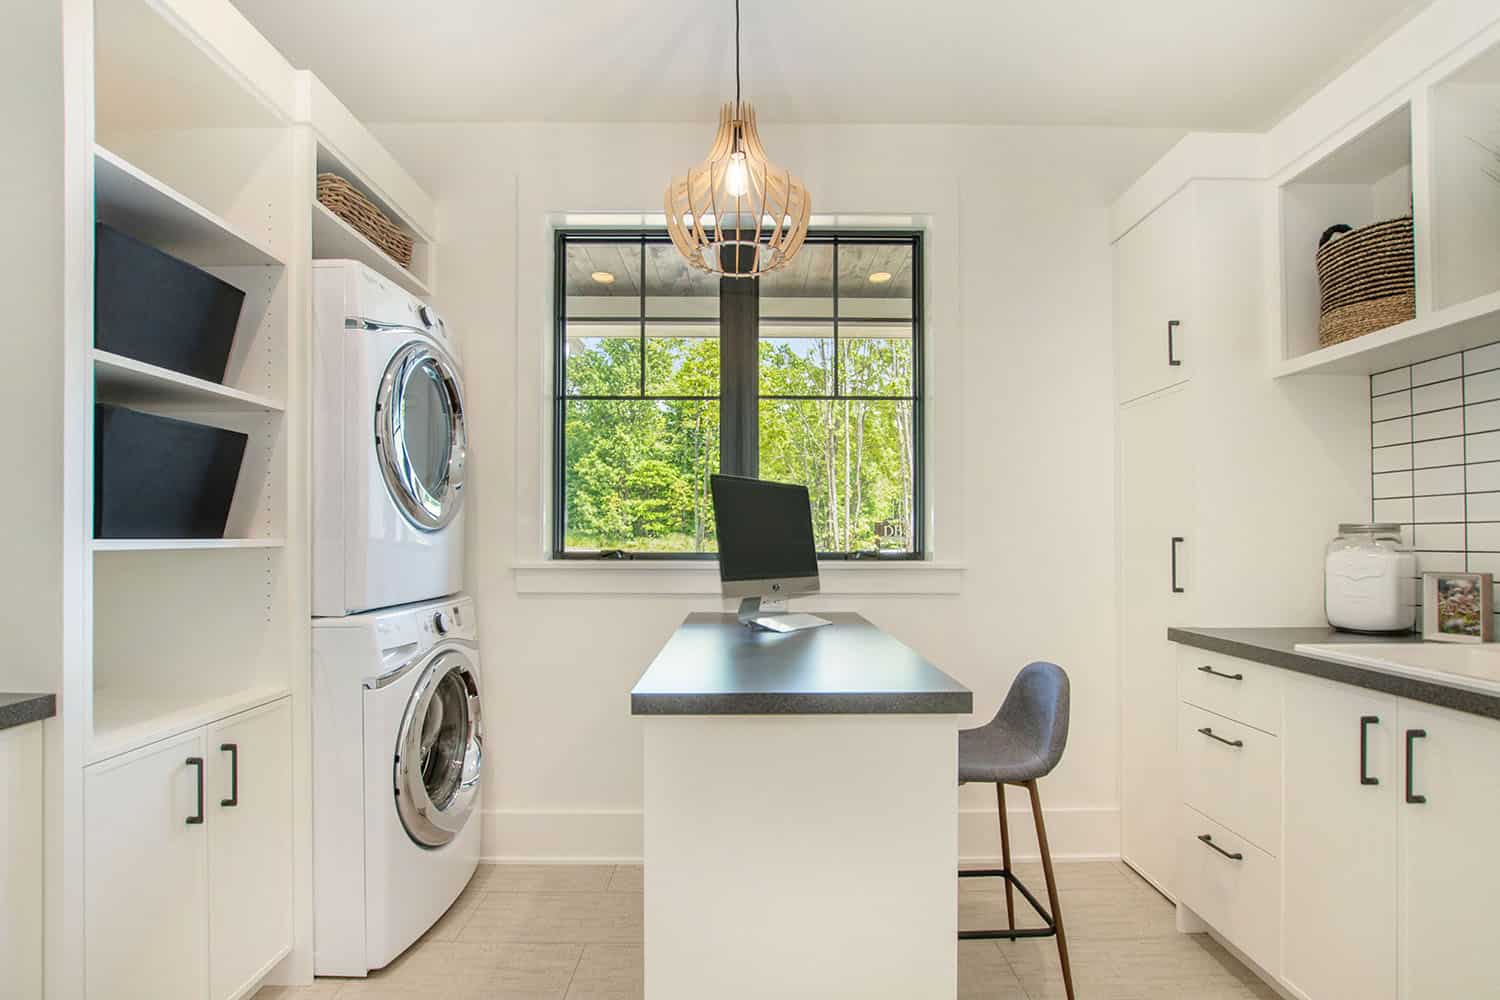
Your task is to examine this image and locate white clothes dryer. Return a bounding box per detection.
[311,594,483,976]
[313,260,466,617]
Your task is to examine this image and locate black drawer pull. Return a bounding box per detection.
[186,757,205,825]
[1405,729,1427,804]
[1197,665,1243,681]
[1171,537,1185,594]
[1197,834,1243,861]
[1198,727,1244,748]
[220,743,239,807]
[1168,320,1182,367]
[1360,716,1379,786]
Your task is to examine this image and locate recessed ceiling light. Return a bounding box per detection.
[868,271,893,284]
[591,271,616,285]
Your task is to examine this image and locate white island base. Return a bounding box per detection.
[642,714,961,1000]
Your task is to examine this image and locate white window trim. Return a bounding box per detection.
[511,559,965,596]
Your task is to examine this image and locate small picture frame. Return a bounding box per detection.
[1422,572,1494,643]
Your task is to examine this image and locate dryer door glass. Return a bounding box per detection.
[378,343,467,531]
[395,648,483,848]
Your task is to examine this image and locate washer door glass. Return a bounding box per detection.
[377,343,466,531]
[395,648,483,848]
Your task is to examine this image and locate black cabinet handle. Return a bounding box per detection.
[1171,537,1185,594]
[1360,716,1379,786]
[1405,729,1427,804]
[1197,665,1243,681]
[1198,726,1244,748]
[186,757,205,825]
[1167,320,1182,367]
[220,743,239,807]
[1197,834,1243,861]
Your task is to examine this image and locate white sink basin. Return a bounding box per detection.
[1293,642,1500,695]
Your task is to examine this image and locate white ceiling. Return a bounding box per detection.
[232,0,1433,129]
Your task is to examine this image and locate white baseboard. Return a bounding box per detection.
[480,805,1120,865]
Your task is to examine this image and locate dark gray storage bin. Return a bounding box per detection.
[94,404,249,539]
[95,223,246,383]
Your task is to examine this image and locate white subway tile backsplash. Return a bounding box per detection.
[1366,343,1500,619]
[1413,466,1465,496]
[1468,431,1500,463]
[1373,418,1413,447]
[1469,399,1500,434]
[1372,392,1412,421]
[1412,380,1462,414]
[1373,444,1413,473]
[1373,471,1414,498]
[1373,368,1412,395]
[1413,355,1462,387]
[1413,437,1465,468]
[1414,523,1466,551]
[1466,343,1500,374]
[1414,494,1465,523]
[1466,369,1500,404]
[1373,498,1414,524]
[1414,408,1464,441]
[1467,522,1500,552]
[1468,492,1500,521]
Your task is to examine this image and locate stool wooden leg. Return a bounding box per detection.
[995,782,1015,932]
[1027,780,1074,1000]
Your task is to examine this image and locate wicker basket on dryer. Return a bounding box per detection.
[1315,216,1415,347]
[316,173,415,268]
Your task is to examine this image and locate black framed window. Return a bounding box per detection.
[555,230,923,559]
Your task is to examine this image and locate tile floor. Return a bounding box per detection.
[255,861,1279,999]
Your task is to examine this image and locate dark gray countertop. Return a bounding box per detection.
[0,693,56,732]
[632,612,973,716]
[1169,626,1500,720]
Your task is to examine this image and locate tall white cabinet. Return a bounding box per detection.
[1113,180,1368,896]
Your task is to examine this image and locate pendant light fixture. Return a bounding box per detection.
[664,0,811,278]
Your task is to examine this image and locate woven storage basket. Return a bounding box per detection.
[1315,216,1415,347]
[316,174,415,268]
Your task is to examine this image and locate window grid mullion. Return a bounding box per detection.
[638,237,646,399]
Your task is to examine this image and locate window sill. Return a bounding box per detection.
[511,559,964,596]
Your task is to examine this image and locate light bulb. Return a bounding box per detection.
[725,152,750,198]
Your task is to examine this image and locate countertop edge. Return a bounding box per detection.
[630,690,974,717]
[1167,628,1500,721]
[0,693,57,733]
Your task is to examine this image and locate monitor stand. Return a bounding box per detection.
[737,597,833,633]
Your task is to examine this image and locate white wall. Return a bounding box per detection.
[375,121,1180,861]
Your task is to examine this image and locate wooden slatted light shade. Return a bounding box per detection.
[664,101,812,279]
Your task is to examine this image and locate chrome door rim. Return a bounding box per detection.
[376,342,467,531]
[394,648,483,848]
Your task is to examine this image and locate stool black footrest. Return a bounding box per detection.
[957,868,1058,941]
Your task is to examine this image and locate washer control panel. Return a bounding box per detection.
[373,595,476,658]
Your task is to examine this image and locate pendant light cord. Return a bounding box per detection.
[734,0,741,108]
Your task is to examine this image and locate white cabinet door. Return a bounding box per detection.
[207,698,293,1000]
[1119,386,1194,896]
[1282,674,1398,1000]
[1114,187,1192,403]
[1397,700,1500,1000]
[85,729,210,1000]
[0,724,44,999]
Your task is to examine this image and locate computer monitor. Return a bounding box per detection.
[709,474,830,632]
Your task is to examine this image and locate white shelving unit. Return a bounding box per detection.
[94,146,282,267]
[1275,31,1500,377]
[91,537,287,552]
[94,349,285,412]
[311,200,431,297]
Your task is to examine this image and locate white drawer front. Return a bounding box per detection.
[1176,645,1282,734]
[1178,805,1280,978]
[1180,704,1280,855]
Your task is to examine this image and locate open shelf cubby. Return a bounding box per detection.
[1429,39,1500,313]
[311,200,431,298]
[1278,104,1415,368]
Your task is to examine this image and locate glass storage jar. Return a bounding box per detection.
[1324,523,1416,633]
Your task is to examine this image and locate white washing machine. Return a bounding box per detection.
[311,594,483,976]
[313,260,466,618]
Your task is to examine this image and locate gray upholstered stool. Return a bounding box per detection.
[958,661,1074,1000]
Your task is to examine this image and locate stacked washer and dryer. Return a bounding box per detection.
[309,260,483,976]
